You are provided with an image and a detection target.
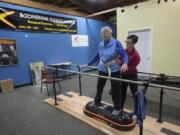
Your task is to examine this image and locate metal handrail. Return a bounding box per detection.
[44,66,180,92]
[70,64,180,78]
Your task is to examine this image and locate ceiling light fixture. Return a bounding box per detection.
[121,9,125,13]
[157,0,161,4]
[134,5,138,9]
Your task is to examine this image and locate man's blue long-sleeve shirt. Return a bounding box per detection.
[88,38,128,73]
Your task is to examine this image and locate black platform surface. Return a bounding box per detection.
[84,101,135,131]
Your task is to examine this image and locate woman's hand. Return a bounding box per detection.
[121,63,128,72]
[116,56,121,65]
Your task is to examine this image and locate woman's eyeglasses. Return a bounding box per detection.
[125,40,132,44]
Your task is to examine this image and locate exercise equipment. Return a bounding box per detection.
[44,64,180,135]
[82,63,136,131]
[83,101,136,131]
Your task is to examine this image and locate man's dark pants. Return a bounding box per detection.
[95,71,121,110]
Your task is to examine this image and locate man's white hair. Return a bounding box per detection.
[101,26,112,33]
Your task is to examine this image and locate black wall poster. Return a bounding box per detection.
[0,39,18,67]
[0,7,77,34]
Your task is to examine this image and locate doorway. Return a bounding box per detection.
[128,28,153,73]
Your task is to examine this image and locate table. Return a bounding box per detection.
[49,62,72,78]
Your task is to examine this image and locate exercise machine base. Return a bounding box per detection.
[83,101,136,131]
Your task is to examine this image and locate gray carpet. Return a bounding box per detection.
[0,85,104,135]
[0,72,180,135]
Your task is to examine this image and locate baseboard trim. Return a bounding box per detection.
[14,83,33,88]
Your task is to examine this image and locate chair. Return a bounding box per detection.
[40,68,61,96]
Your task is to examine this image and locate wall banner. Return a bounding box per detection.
[0,7,77,34]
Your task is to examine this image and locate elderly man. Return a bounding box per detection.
[87,26,128,116]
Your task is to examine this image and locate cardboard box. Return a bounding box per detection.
[0,79,14,93]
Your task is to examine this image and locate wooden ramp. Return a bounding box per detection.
[44,91,180,135]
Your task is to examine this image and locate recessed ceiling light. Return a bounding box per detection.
[134,5,138,9]
[121,9,125,13]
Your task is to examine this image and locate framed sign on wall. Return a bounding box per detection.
[71,35,89,47]
[0,39,18,67]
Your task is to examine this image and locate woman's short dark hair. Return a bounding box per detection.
[127,35,138,44]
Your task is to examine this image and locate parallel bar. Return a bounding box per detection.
[52,71,58,105]
[45,67,180,92]
[77,65,82,96]
[70,64,180,78]
[140,123,143,135]
[157,88,164,123]
[70,64,98,70]
[138,72,180,78]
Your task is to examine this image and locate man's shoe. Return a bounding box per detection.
[89,101,101,107]
[128,112,135,117]
[112,109,120,116]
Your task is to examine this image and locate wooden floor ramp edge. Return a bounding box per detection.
[44,91,180,135]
